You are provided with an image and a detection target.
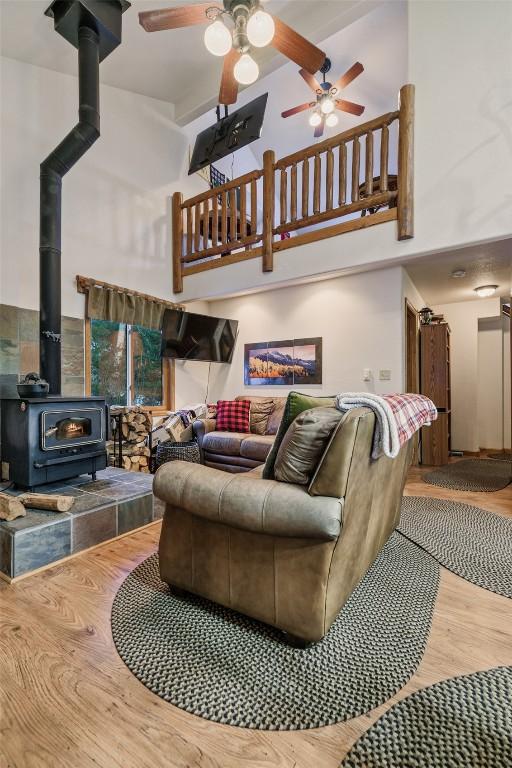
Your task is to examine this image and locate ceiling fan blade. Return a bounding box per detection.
[331,62,364,94]
[271,16,326,74]
[336,99,365,116]
[139,3,220,32]
[314,118,325,139]
[299,68,322,94]
[281,102,315,118]
[219,49,240,106]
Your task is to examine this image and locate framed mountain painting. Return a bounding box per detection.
[244,337,322,386]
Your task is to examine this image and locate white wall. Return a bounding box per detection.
[0,56,204,317]
[432,298,501,452]
[178,0,512,302]
[477,316,504,450]
[206,266,405,401]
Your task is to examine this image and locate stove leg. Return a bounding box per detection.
[91,471,97,481]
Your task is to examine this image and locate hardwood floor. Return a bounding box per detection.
[1,465,511,768]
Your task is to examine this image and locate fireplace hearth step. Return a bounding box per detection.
[0,467,161,581]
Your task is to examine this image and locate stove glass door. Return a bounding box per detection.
[41,408,104,451]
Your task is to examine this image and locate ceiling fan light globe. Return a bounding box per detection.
[246,10,275,47]
[326,112,338,127]
[204,20,232,57]
[320,97,334,114]
[234,53,259,84]
[309,111,322,127]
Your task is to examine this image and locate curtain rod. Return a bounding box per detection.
[76,275,185,310]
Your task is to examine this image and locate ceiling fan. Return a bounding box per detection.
[139,1,326,107]
[281,59,365,138]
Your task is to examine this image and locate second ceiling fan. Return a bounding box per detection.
[139,0,326,107]
[282,60,365,138]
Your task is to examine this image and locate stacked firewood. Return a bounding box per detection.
[107,406,152,473]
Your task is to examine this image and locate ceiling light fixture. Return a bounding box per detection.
[309,111,322,127]
[234,52,259,85]
[451,269,466,279]
[325,112,339,128]
[474,285,498,298]
[246,8,275,48]
[204,19,232,57]
[320,96,335,114]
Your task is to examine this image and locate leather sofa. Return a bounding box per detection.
[154,407,413,645]
[193,395,286,473]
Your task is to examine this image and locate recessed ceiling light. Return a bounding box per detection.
[474,285,498,298]
[451,269,466,279]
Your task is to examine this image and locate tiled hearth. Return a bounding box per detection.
[0,467,163,581]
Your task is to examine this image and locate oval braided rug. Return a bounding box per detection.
[423,458,511,492]
[399,496,512,598]
[341,666,512,768]
[111,533,439,730]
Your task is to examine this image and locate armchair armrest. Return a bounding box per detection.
[153,461,342,541]
[192,418,217,452]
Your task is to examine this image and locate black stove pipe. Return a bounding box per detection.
[39,25,100,394]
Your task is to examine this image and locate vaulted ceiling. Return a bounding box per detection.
[0,0,386,124]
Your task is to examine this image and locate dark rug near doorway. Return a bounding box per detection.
[488,451,512,462]
[111,533,439,730]
[399,496,512,598]
[341,667,512,768]
[423,458,511,492]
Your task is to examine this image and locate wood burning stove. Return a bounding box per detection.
[1,396,108,490]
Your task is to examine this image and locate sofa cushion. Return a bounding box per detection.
[262,392,336,479]
[202,431,246,456]
[240,434,274,462]
[266,398,286,435]
[250,399,275,435]
[274,407,342,485]
[216,400,251,433]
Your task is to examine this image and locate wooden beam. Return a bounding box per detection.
[262,149,275,272]
[172,191,183,294]
[182,247,262,276]
[397,83,415,240]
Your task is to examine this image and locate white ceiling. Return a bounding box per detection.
[404,239,512,306]
[0,0,383,124]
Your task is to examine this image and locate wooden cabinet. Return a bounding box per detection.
[420,323,451,465]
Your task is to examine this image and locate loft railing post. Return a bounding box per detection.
[262,149,275,272]
[397,83,415,240]
[172,191,183,294]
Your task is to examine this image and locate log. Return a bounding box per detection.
[0,493,26,521]
[123,456,132,470]
[19,493,74,513]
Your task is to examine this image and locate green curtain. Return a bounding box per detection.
[86,285,170,330]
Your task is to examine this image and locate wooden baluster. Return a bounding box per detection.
[262,149,275,272]
[194,202,201,252]
[365,131,374,196]
[380,124,389,192]
[398,84,415,239]
[251,179,257,234]
[221,190,228,248]
[302,158,309,218]
[351,136,360,202]
[172,192,183,294]
[280,169,288,226]
[229,187,237,243]
[202,198,209,250]
[186,205,192,255]
[338,141,347,205]
[212,192,218,246]
[326,149,334,210]
[290,164,297,222]
[313,153,321,213]
[240,183,247,241]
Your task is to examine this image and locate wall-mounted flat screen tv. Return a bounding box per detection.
[161,308,238,363]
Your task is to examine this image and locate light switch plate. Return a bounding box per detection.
[363,368,372,382]
[379,369,391,381]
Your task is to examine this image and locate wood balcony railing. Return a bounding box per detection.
[172,84,414,293]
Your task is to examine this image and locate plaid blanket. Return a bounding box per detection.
[336,392,438,459]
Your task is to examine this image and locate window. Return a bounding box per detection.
[89,319,171,408]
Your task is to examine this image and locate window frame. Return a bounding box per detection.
[85,318,174,413]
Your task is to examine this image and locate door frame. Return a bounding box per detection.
[404,298,420,463]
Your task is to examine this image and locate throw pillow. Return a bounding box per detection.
[274,407,342,485]
[249,399,275,435]
[262,391,336,479]
[216,399,251,433]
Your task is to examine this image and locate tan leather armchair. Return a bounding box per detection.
[154,407,412,644]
